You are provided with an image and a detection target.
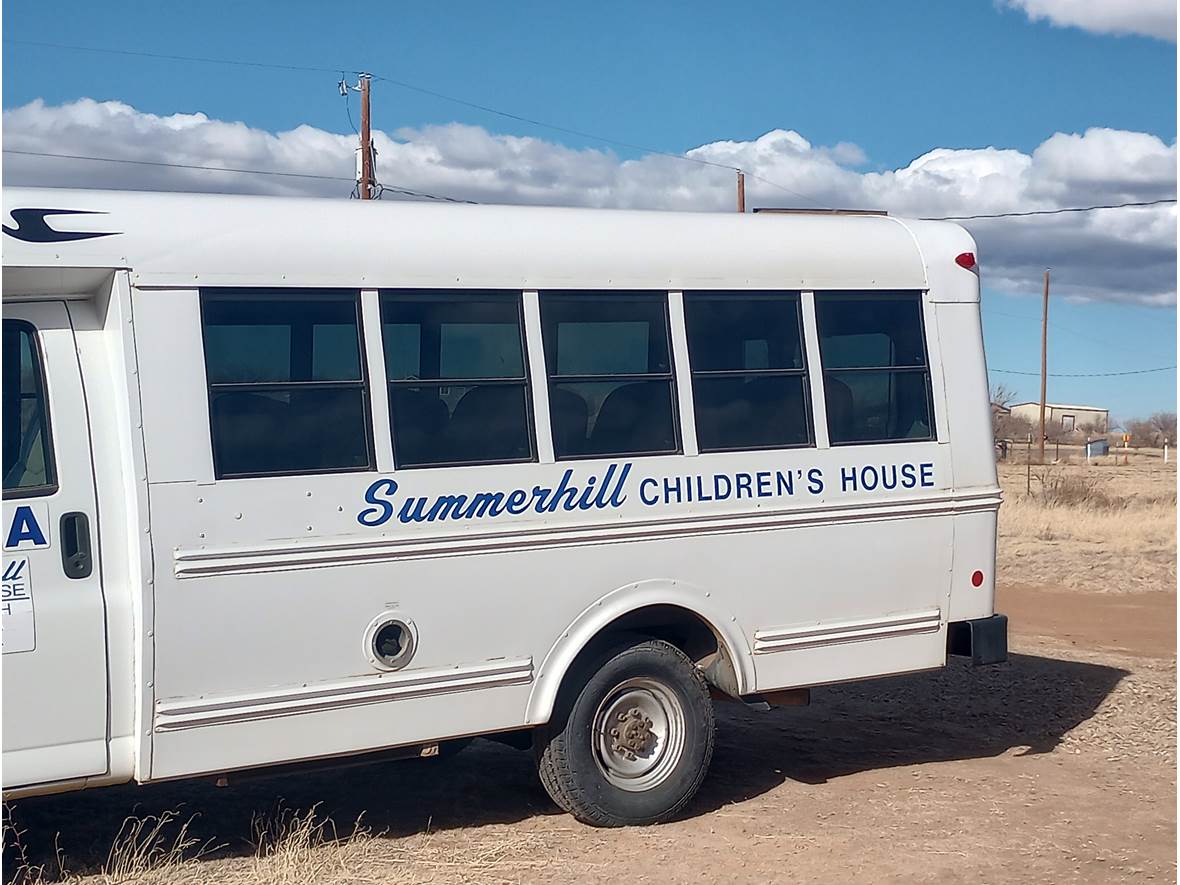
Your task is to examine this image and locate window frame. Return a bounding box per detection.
[200,288,376,480]
[540,290,682,461]
[379,289,537,470]
[2,319,59,499]
[815,290,936,447]
[683,291,814,454]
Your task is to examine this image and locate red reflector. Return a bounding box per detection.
[955,252,977,270]
[971,570,985,588]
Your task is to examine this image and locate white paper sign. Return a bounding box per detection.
[2,557,35,653]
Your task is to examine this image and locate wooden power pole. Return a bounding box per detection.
[358,74,374,200]
[1038,268,1050,463]
[736,171,746,213]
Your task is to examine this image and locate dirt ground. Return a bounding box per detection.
[5,462,1176,884]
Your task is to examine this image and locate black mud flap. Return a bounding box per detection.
[947,614,1008,666]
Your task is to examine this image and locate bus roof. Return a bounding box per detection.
[2,187,972,293]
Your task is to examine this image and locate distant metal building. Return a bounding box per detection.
[1009,402,1109,434]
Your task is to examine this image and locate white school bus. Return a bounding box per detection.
[2,189,1005,826]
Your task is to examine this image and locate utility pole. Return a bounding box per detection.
[358,74,374,200]
[736,171,746,213]
[1038,268,1050,463]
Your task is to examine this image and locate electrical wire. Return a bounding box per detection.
[4,37,826,207]
[2,149,474,203]
[990,366,1175,378]
[922,199,1176,221]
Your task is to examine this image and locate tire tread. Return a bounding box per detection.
[536,637,715,827]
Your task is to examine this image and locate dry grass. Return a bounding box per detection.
[4,802,570,885]
[998,456,1176,593]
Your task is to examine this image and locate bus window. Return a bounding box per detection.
[683,293,812,452]
[2,320,57,496]
[540,293,680,460]
[201,291,374,478]
[815,291,934,445]
[381,292,534,468]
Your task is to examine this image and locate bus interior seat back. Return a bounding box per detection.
[549,387,590,455]
[591,382,673,453]
[448,384,529,459]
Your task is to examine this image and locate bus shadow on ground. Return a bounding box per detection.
[3,652,1125,879]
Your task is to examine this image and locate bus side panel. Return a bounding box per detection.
[935,301,1000,623]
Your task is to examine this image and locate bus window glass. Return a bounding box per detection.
[541,293,679,460]
[381,293,534,468]
[684,293,812,452]
[816,292,934,445]
[201,292,373,478]
[2,321,57,496]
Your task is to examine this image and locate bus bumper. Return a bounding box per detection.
[947,614,1008,666]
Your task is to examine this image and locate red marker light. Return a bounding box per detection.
[955,252,977,270]
[971,570,985,588]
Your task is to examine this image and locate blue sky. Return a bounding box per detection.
[3,0,1177,418]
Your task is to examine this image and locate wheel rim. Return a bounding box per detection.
[591,676,686,792]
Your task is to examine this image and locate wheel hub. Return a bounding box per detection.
[608,707,656,759]
[591,677,687,792]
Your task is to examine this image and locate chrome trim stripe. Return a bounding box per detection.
[174,489,1002,579]
[753,609,942,654]
[153,658,533,731]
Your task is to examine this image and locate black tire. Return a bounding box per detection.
[536,636,715,827]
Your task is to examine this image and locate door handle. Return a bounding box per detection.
[60,512,93,580]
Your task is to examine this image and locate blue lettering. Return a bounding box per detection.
[531,485,554,513]
[807,468,824,495]
[465,491,507,519]
[714,474,732,500]
[428,494,469,521]
[695,475,713,502]
[900,463,918,489]
[663,476,683,504]
[639,477,659,506]
[861,466,879,491]
[546,469,579,513]
[398,497,431,523]
[5,505,46,549]
[840,466,858,493]
[735,473,753,499]
[576,476,599,510]
[881,465,898,490]
[357,479,397,527]
[775,470,794,496]
[756,471,772,498]
[609,463,631,507]
[920,462,935,488]
[505,489,530,514]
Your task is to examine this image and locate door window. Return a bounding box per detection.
[2,320,57,497]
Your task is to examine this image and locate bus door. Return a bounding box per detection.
[2,301,109,789]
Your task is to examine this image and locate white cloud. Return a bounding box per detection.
[1004,0,1176,41]
[3,98,1176,305]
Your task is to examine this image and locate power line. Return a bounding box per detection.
[991,365,1175,378]
[2,149,475,203]
[5,36,826,207]
[922,199,1176,221]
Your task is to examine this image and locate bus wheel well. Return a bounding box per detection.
[573,605,741,699]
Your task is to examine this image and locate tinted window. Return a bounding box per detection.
[381,293,533,468]
[541,293,679,459]
[2,321,56,496]
[201,291,373,477]
[684,293,812,452]
[816,292,934,445]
